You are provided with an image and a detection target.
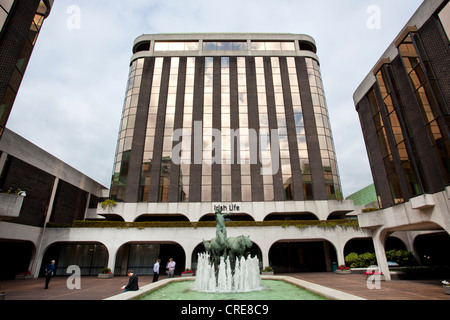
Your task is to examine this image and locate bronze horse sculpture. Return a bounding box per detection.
[203,207,253,272]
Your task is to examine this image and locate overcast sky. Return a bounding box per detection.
[7,0,424,197]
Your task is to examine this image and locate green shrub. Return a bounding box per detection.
[386,249,416,266]
[345,252,376,268]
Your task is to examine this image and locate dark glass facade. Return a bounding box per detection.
[356,1,450,208]
[111,34,342,203]
[0,0,52,138]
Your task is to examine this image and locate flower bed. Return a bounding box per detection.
[443,280,450,295]
[335,265,351,274]
[98,267,113,278]
[15,271,32,280]
[181,270,194,277]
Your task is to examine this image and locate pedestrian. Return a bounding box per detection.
[153,259,161,282]
[121,270,139,292]
[166,258,176,278]
[44,260,55,289]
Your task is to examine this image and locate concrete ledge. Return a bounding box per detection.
[410,194,435,210]
[103,277,190,301]
[103,276,366,301]
[262,276,366,300]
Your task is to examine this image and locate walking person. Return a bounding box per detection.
[153,259,161,282]
[166,258,176,278]
[44,260,56,289]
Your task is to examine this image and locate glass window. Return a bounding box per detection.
[154,41,199,51]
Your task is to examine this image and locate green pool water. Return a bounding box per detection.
[136,280,328,300]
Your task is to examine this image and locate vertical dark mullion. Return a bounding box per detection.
[211,57,222,202]
[148,57,171,202]
[295,57,327,200]
[246,57,264,201]
[374,72,410,202]
[263,57,284,201]
[229,57,242,201]
[391,56,442,193]
[357,89,393,207]
[279,57,304,201]
[125,57,154,202]
[189,57,204,202]
[169,57,187,202]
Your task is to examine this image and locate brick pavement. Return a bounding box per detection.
[0,272,449,300]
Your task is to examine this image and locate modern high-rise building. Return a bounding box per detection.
[354,0,450,279]
[0,0,54,138]
[1,33,365,279]
[110,33,343,206]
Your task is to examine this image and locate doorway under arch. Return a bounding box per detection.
[269,240,337,273]
[115,241,186,276]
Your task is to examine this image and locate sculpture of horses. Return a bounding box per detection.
[203,236,227,268]
[225,235,253,267]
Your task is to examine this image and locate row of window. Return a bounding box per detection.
[367,30,450,207]
[135,40,316,54]
[111,55,339,202]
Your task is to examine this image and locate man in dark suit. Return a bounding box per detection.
[121,270,139,292]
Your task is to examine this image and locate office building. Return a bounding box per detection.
[354,0,450,280]
[0,0,54,138]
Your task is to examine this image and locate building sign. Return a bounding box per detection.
[212,203,241,213]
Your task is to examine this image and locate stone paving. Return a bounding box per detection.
[0,272,449,300]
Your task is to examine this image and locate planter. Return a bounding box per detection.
[181,272,194,277]
[336,269,351,275]
[261,272,274,276]
[98,273,113,279]
[15,274,32,280]
[444,286,450,295]
[0,193,24,218]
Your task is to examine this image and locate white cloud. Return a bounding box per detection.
[6,0,424,195]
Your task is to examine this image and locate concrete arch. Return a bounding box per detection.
[263,211,319,221]
[268,238,337,273]
[0,239,36,279]
[114,240,187,275]
[198,212,255,222]
[97,214,125,221]
[134,213,190,222]
[327,210,353,220]
[40,241,110,276]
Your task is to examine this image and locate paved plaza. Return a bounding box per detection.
[1,273,449,300]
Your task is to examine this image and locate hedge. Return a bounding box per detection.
[345,249,417,268]
[46,219,360,230]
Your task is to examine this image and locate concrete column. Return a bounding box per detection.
[323,241,332,272]
[334,241,346,268]
[261,245,270,269]
[372,228,391,281]
[183,243,195,270]
[105,244,119,275]
[0,151,8,174]
[29,178,60,278]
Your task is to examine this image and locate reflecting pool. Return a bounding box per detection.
[136,280,328,300]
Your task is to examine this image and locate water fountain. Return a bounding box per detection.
[194,253,262,292]
[105,207,357,300]
[193,207,263,293]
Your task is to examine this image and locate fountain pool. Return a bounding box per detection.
[135,279,327,300]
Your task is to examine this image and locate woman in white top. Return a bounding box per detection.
[166,258,176,278]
